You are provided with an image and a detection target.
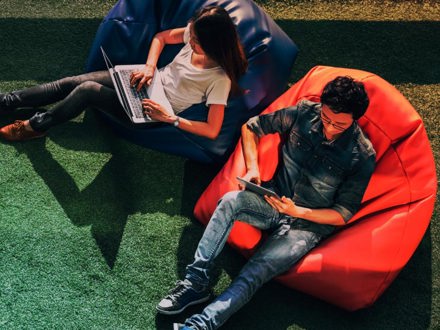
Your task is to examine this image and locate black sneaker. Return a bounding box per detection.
[156,280,211,315]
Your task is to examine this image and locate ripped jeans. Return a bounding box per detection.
[184,190,322,330]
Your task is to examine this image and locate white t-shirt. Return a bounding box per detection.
[159,24,231,114]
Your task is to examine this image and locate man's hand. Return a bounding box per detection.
[130,64,156,91]
[238,169,261,190]
[264,195,305,218]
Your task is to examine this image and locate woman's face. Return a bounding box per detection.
[189,26,205,55]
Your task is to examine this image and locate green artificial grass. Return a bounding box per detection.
[0,0,438,329]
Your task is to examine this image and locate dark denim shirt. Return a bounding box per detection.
[247,100,376,236]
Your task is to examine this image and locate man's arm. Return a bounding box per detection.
[240,123,261,185]
[265,196,345,225]
[239,108,298,187]
[265,149,376,226]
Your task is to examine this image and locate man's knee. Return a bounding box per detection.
[220,189,257,204]
[217,190,254,212]
[218,191,240,205]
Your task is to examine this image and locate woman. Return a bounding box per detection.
[0,6,247,141]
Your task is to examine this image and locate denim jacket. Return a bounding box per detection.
[247,100,376,236]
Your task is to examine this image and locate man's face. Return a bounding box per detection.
[321,105,354,140]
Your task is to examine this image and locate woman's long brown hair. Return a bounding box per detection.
[190,6,248,95]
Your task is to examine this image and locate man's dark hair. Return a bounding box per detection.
[321,76,369,120]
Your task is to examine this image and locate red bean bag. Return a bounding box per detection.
[193,65,437,310]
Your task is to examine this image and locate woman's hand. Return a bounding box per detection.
[142,99,175,123]
[130,64,156,91]
[264,195,305,218]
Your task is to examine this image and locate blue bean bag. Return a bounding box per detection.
[85,0,298,163]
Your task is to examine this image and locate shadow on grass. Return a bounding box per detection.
[0,18,101,81]
[1,110,191,269]
[276,20,440,84]
[0,18,439,84]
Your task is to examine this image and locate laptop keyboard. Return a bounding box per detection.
[118,69,150,119]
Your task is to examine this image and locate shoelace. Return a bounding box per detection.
[166,280,190,301]
[13,121,24,129]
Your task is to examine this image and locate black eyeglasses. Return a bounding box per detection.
[320,112,349,131]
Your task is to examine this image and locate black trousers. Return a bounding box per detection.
[6,70,125,131]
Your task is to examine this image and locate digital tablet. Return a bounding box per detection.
[236,177,280,199]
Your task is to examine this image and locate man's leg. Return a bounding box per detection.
[157,190,280,315]
[184,226,322,330]
[185,190,280,289]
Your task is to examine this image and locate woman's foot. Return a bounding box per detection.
[0,120,46,141]
[0,93,17,113]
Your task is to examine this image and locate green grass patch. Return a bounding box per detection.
[0,0,438,329]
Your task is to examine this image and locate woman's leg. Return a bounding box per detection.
[28,80,123,132]
[0,71,125,140]
[0,71,113,111]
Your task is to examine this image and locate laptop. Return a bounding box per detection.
[100,46,174,124]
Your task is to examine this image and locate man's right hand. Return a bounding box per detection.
[238,169,261,190]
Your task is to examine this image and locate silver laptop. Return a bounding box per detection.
[101,46,174,124]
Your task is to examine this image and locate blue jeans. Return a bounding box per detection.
[184,190,322,330]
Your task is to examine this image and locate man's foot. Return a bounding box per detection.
[0,120,46,141]
[156,280,211,315]
[173,323,192,330]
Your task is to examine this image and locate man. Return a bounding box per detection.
[157,76,376,330]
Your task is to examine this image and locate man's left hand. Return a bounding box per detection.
[264,195,304,218]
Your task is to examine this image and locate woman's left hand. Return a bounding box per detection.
[142,99,175,123]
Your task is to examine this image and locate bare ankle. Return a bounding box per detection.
[23,120,34,132]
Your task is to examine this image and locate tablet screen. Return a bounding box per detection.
[236,177,280,199]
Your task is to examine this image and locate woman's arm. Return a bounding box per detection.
[131,27,186,91]
[142,100,225,140]
[174,104,225,140]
